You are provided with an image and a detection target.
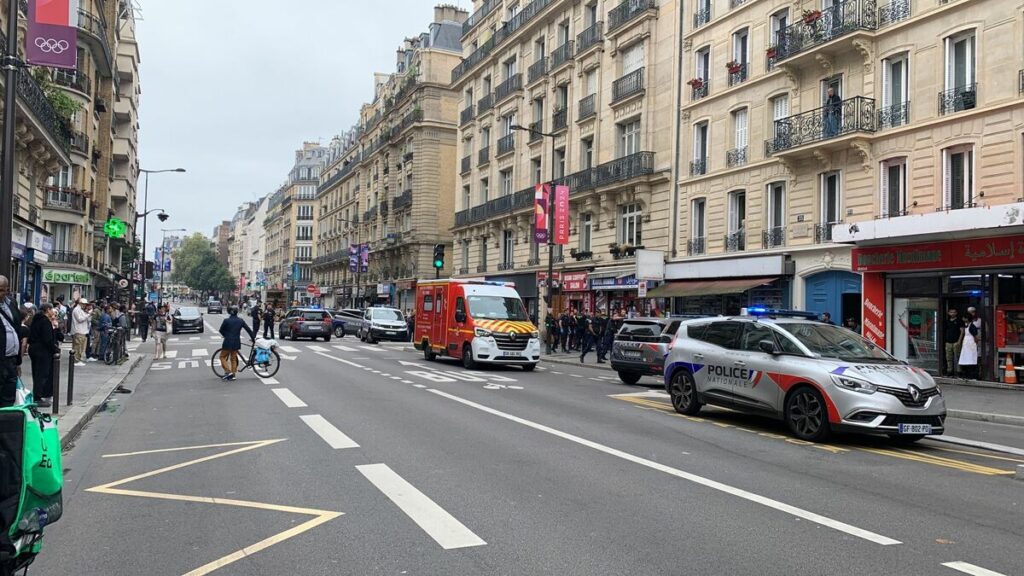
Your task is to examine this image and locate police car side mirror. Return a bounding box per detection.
[455,311,467,323]
[758,340,779,355]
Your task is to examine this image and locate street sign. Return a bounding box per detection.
[148,291,159,302]
[306,284,318,295]
[637,283,648,298]
[117,279,128,288]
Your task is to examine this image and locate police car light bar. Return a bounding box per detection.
[742,307,820,320]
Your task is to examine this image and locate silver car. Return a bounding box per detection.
[664,312,947,442]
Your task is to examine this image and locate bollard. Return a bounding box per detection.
[66,349,75,408]
[51,351,61,416]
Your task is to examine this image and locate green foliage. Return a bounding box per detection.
[32,67,83,122]
[171,234,235,293]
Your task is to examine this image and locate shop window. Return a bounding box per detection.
[880,158,907,217]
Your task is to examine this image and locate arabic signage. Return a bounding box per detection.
[553,185,570,245]
[26,0,79,70]
[533,184,550,243]
[861,272,886,348]
[853,234,1024,272]
[43,268,91,285]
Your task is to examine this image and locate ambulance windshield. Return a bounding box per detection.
[467,295,530,321]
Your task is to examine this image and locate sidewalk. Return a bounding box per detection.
[22,351,147,448]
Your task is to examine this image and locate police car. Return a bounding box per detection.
[663,309,946,442]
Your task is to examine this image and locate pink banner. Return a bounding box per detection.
[533,184,549,243]
[26,0,79,70]
[553,185,570,245]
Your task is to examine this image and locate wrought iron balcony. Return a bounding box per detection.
[0,31,71,152]
[497,261,515,271]
[765,96,876,155]
[455,209,469,227]
[478,146,491,166]
[775,0,877,61]
[462,0,498,37]
[478,93,495,115]
[77,9,112,71]
[814,222,840,243]
[477,264,488,273]
[50,250,85,266]
[576,21,603,54]
[497,133,515,156]
[877,101,909,129]
[494,74,523,102]
[552,107,568,132]
[53,69,91,95]
[689,158,707,176]
[762,226,786,248]
[470,204,488,222]
[364,205,378,221]
[513,187,535,209]
[725,230,746,252]
[687,237,706,256]
[554,253,565,264]
[730,0,748,8]
[44,188,85,213]
[487,194,514,217]
[458,267,469,275]
[551,41,574,69]
[938,84,977,116]
[612,67,644,102]
[461,155,472,174]
[727,63,748,86]
[527,257,541,266]
[578,94,596,119]
[528,57,548,84]
[528,120,543,142]
[693,7,711,28]
[726,147,747,168]
[70,130,89,155]
[592,151,656,187]
[393,189,413,211]
[878,0,911,27]
[608,0,657,32]
[690,79,709,100]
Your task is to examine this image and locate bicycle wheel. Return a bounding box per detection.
[252,349,281,378]
[211,348,226,378]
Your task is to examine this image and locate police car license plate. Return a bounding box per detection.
[386,331,397,335]
[897,423,932,434]
[308,325,321,331]
[621,350,642,358]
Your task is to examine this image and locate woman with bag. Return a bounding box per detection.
[28,303,59,408]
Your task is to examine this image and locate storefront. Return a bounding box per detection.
[589,268,657,317]
[485,272,539,320]
[395,279,416,313]
[853,233,1024,381]
[41,268,93,306]
[660,254,794,316]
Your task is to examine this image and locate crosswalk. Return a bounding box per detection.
[141,338,411,372]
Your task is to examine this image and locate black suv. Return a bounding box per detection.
[610,317,686,385]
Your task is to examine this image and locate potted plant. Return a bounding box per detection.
[608,242,621,256]
[574,250,593,260]
[802,9,822,24]
[686,77,705,89]
[726,60,743,74]
[766,46,778,59]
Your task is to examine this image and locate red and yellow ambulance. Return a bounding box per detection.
[414,279,540,371]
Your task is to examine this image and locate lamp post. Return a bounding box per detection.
[138,168,185,303]
[0,0,21,278]
[511,124,558,352]
[158,228,186,305]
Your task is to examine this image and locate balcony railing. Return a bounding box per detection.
[478,146,491,166]
[576,21,603,53]
[814,222,840,243]
[462,0,498,36]
[513,187,535,209]
[608,0,657,32]
[478,92,495,115]
[730,0,748,8]
[689,158,707,176]
[725,231,746,252]
[694,6,711,28]
[44,188,86,213]
[77,9,112,69]
[690,79,709,100]
[461,155,472,174]
[762,226,786,248]
[725,147,747,168]
[527,257,541,266]
[552,107,568,131]
[727,63,748,86]
[528,57,548,84]
[494,74,523,102]
[50,250,84,266]
[775,0,878,61]
[877,101,909,129]
[878,0,911,27]
[452,0,556,83]
[579,94,596,119]
[938,84,977,116]
[591,151,656,187]
[497,133,515,156]
[498,261,515,271]
[393,189,413,211]
[461,104,475,125]
[70,130,89,155]
[551,41,574,68]
[529,120,543,142]
[52,69,91,95]
[477,264,488,273]
[455,210,469,227]
[765,96,876,155]
[612,67,644,102]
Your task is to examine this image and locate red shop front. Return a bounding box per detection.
[853,233,1024,381]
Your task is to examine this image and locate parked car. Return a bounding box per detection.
[171,306,204,334]
[611,317,686,385]
[207,300,224,314]
[663,309,947,442]
[278,308,333,341]
[331,308,365,338]
[359,307,408,343]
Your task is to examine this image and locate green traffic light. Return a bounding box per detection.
[433,259,443,269]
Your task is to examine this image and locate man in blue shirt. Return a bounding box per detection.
[98,305,113,361]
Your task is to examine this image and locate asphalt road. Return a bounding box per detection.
[34,314,1024,576]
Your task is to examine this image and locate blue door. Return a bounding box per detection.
[804,271,861,324]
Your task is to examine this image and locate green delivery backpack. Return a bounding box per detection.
[0,405,63,571]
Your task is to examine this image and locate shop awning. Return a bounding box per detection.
[647,277,779,298]
[587,265,637,280]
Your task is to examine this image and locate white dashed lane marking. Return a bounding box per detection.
[300,415,359,449]
[332,345,357,352]
[192,348,208,358]
[271,388,307,408]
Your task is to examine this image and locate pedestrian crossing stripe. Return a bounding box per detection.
[165,350,178,359]
[192,348,208,357]
[332,345,356,352]
[278,346,300,353]
[360,346,386,352]
[307,345,329,352]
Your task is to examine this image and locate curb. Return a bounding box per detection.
[929,435,1024,458]
[946,409,1024,428]
[935,377,1024,392]
[59,354,146,449]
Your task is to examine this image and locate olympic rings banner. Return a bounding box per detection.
[27,0,80,70]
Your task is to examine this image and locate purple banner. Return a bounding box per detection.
[359,244,369,273]
[348,244,358,273]
[26,0,79,70]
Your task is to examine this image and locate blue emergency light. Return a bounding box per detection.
[743,307,820,320]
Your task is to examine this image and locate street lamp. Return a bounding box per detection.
[511,124,558,352]
[138,168,185,302]
[159,228,186,305]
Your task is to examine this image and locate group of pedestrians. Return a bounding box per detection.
[543,307,624,364]
[247,302,279,340]
[943,306,984,379]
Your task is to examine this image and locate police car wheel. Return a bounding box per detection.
[618,371,642,385]
[785,386,831,442]
[668,371,701,415]
[334,326,344,338]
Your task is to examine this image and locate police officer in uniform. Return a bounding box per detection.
[593,308,611,364]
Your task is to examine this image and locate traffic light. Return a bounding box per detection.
[432,244,445,269]
[144,261,154,280]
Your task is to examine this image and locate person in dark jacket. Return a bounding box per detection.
[262,303,275,339]
[28,303,60,407]
[250,302,262,337]
[0,276,24,407]
[218,307,254,381]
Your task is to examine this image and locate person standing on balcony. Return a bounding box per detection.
[823,87,842,138]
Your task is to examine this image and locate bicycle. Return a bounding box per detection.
[211,340,281,379]
[104,327,128,365]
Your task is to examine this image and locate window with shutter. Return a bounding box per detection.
[696,47,710,80]
[692,199,706,239]
[585,69,597,96]
[623,43,645,74]
[734,108,748,149]
[733,29,749,64]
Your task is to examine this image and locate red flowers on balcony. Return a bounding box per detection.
[686,77,705,88]
[802,9,822,24]
[726,60,742,74]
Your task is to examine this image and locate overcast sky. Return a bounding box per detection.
[136,0,464,255]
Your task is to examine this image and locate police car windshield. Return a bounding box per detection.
[467,296,529,321]
[775,322,895,362]
[369,308,404,321]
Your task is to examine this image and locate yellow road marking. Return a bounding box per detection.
[929,445,1024,464]
[87,439,342,575]
[857,447,1014,476]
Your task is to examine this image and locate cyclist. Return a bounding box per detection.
[218,306,254,381]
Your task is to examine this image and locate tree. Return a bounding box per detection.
[171,233,235,294]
